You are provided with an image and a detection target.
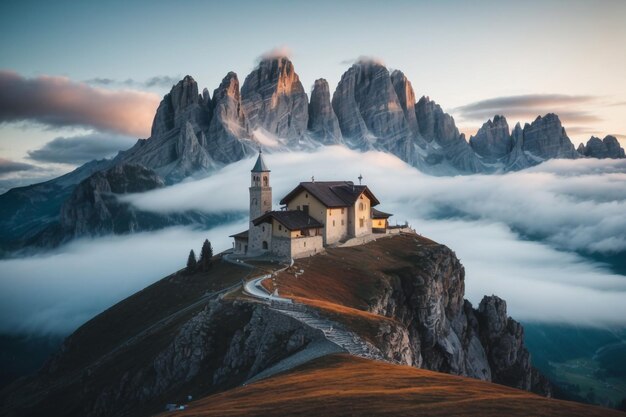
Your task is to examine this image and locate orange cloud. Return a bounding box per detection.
[0,70,160,137]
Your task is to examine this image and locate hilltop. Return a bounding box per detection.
[0,232,619,416]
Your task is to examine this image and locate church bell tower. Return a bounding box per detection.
[248,150,272,253]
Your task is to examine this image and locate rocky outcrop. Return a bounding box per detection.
[118,76,216,182]
[469,115,513,162]
[331,60,416,164]
[241,56,309,143]
[307,79,343,145]
[415,96,486,173]
[206,72,257,163]
[476,296,550,392]
[390,70,425,147]
[150,75,211,137]
[579,135,625,159]
[59,164,164,236]
[363,241,549,395]
[506,122,532,171]
[521,113,578,160]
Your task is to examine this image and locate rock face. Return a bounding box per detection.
[521,113,579,160]
[150,75,211,138]
[415,96,485,173]
[206,72,257,163]
[366,241,548,395]
[469,115,513,162]
[331,60,417,164]
[579,135,625,159]
[307,78,343,144]
[241,56,309,143]
[117,75,216,182]
[506,122,532,171]
[473,295,549,394]
[59,164,164,237]
[390,70,424,144]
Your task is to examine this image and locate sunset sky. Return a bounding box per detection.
[1,0,625,188]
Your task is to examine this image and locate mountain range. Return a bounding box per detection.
[0,55,624,254]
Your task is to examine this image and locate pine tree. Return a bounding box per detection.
[186,249,197,273]
[199,239,213,270]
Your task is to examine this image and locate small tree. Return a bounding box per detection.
[186,249,197,273]
[199,239,213,270]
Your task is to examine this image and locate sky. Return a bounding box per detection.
[1,0,626,191]
[1,148,625,335]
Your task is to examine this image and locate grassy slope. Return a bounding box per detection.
[163,354,623,417]
[262,233,434,342]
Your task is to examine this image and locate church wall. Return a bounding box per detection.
[286,191,327,224]
[353,194,372,237]
[291,235,324,259]
[248,223,272,254]
[325,206,350,245]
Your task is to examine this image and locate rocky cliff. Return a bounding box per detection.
[331,60,417,165]
[578,135,625,159]
[241,56,309,144]
[521,113,579,160]
[415,96,486,173]
[307,78,343,145]
[469,115,513,163]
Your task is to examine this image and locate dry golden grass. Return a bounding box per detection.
[162,354,622,417]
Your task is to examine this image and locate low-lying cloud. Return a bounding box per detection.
[3,147,625,337]
[0,70,160,137]
[27,132,137,164]
[86,75,180,90]
[123,147,626,326]
[0,158,36,176]
[0,223,245,335]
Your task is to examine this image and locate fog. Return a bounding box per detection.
[0,222,246,335]
[1,147,625,336]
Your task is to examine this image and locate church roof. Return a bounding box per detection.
[372,208,393,219]
[229,230,249,239]
[253,210,324,231]
[279,181,380,208]
[251,151,270,172]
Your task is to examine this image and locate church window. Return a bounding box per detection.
[263,176,268,186]
[262,241,268,250]
[341,220,345,226]
[359,203,364,211]
[279,224,282,231]
[305,193,308,198]
[341,208,344,214]
[304,241,307,247]
[359,218,364,228]
[262,226,265,232]
[333,220,336,226]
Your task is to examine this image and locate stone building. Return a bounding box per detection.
[231,151,392,259]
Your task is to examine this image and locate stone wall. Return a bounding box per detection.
[291,235,324,259]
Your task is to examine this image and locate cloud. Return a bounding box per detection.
[0,70,160,137]
[0,158,36,176]
[86,75,180,89]
[3,147,626,336]
[340,56,386,66]
[122,147,626,326]
[258,46,292,62]
[0,223,246,335]
[27,132,137,164]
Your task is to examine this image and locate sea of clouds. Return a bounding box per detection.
[1,147,625,335]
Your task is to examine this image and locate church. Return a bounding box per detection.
[230,151,393,259]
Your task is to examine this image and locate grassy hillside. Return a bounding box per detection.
[163,354,623,417]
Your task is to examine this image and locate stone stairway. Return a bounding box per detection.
[269,300,385,361]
